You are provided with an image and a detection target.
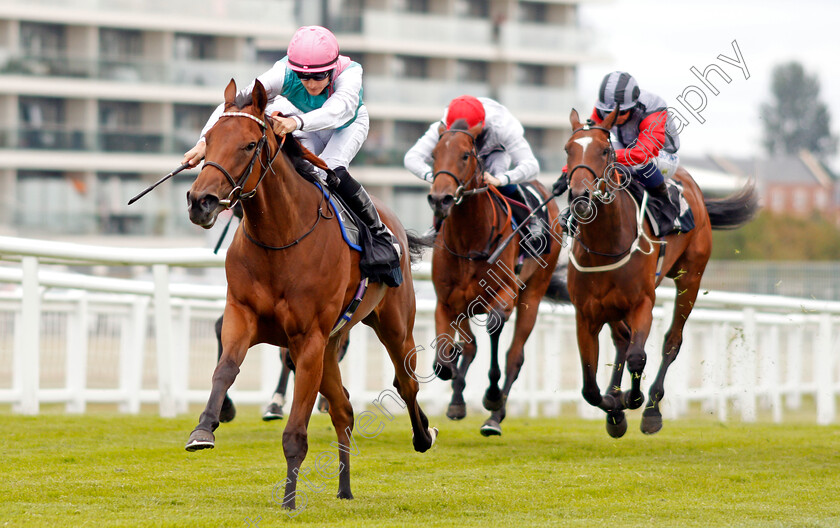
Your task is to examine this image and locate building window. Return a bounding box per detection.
[456,60,488,83]
[394,121,430,152]
[99,28,143,59]
[16,171,91,234]
[19,97,66,149]
[515,64,546,86]
[770,188,785,212]
[173,104,216,152]
[99,101,158,152]
[793,188,808,213]
[173,33,215,60]
[402,0,429,13]
[395,55,428,79]
[457,0,490,18]
[519,2,548,23]
[815,189,828,211]
[96,173,145,234]
[20,22,65,57]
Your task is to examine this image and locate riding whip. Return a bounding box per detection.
[486,178,568,266]
[127,162,193,205]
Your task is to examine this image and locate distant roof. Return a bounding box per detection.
[682,151,834,188]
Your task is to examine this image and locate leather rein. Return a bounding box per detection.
[432,129,513,261]
[203,111,329,251]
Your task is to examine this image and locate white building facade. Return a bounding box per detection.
[0,0,599,242]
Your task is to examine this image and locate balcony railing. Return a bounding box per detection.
[0,53,272,88]
[497,84,579,115]
[3,126,201,154]
[0,0,294,23]
[363,76,490,109]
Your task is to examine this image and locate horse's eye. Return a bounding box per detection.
[245,142,257,151]
[461,152,470,161]
[564,146,570,154]
[602,148,611,156]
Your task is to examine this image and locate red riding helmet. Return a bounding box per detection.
[445,95,485,129]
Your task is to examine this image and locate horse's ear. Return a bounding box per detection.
[601,105,621,129]
[570,108,581,129]
[252,80,268,114]
[224,79,237,106]
[437,122,446,137]
[468,122,484,138]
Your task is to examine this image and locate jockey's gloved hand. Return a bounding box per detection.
[552,173,569,196]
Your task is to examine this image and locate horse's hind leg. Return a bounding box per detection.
[186,304,255,450]
[318,338,354,500]
[262,348,291,421]
[370,301,437,453]
[642,263,704,434]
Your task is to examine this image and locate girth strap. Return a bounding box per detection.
[329,277,369,337]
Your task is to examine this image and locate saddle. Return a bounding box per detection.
[497,182,553,258]
[625,179,695,237]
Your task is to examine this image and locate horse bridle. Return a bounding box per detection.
[431,129,488,204]
[566,122,618,204]
[201,111,281,210]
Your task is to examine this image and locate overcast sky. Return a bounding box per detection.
[576,0,840,171]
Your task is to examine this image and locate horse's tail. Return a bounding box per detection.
[405,230,433,265]
[543,262,571,304]
[704,180,760,230]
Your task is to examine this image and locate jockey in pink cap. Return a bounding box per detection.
[184,26,402,287]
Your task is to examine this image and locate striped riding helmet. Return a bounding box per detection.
[595,71,640,114]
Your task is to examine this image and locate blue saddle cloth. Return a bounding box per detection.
[314,182,361,251]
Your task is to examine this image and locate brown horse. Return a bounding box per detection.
[426,119,564,436]
[564,107,758,437]
[184,79,437,509]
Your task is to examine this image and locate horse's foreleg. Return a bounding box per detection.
[576,313,611,411]
[214,314,236,423]
[280,334,326,510]
[319,339,354,500]
[642,273,701,434]
[602,321,633,438]
[482,307,507,412]
[186,306,254,451]
[623,298,654,412]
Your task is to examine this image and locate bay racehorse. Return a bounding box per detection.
[426,119,565,436]
[564,106,758,437]
[184,79,437,509]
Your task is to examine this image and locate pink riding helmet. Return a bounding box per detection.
[287,26,340,73]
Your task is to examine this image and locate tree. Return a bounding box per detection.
[761,62,837,162]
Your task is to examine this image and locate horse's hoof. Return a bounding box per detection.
[262,402,284,421]
[185,429,215,451]
[641,408,663,435]
[446,403,466,420]
[433,360,454,381]
[622,390,645,410]
[412,427,439,453]
[337,489,354,500]
[317,396,330,414]
[219,397,236,423]
[606,412,627,438]
[482,391,506,412]
[480,419,502,437]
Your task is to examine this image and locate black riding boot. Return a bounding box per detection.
[646,181,679,233]
[330,166,403,287]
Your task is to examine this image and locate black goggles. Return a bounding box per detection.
[296,70,331,81]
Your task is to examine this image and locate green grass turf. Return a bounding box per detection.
[3,405,840,527]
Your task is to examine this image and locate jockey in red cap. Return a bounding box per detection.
[405,95,540,202]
